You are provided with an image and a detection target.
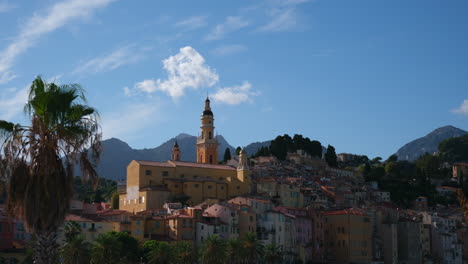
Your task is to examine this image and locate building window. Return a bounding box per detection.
[175,184,179,188]
[162,171,169,177]
[220,186,224,190]
[209,155,213,164]
[237,186,240,190]
[195,184,199,188]
[180,174,185,178]
[142,196,145,204]
[145,170,151,175]
[209,132,212,139]
[207,185,212,189]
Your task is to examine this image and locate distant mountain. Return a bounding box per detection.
[395,125,467,161]
[244,141,272,156]
[93,134,238,180]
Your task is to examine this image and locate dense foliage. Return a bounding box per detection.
[325,145,338,168]
[223,148,232,162]
[361,152,458,208]
[0,77,101,264]
[54,232,282,264]
[438,134,468,163]
[268,134,322,160]
[73,176,116,203]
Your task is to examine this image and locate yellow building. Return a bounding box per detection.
[324,209,372,264]
[120,98,251,212]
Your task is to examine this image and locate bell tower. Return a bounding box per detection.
[196,97,218,164]
[172,141,181,161]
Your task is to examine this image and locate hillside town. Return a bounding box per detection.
[1,98,467,264]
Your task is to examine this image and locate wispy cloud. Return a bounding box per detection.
[257,0,310,32]
[212,81,258,105]
[175,15,207,31]
[258,8,298,32]
[0,0,115,84]
[205,16,249,40]
[73,46,144,75]
[133,46,219,99]
[0,1,15,12]
[453,100,468,116]
[0,87,28,120]
[212,44,247,56]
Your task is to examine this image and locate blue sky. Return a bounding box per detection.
[0,0,467,159]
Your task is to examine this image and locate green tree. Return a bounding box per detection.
[64,221,82,242]
[386,154,398,163]
[111,192,119,209]
[147,241,175,264]
[173,241,196,264]
[325,145,338,167]
[91,231,140,264]
[235,147,242,155]
[223,148,232,162]
[262,243,282,264]
[0,77,101,264]
[242,232,263,264]
[416,153,442,179]
[306,140,323,158]
[439,134,468,162]
[61,235,92,264]
[226,238,244,264]
[270,135,289,160]
[199,235,227,264]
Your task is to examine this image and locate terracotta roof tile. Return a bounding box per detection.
[135,160,175,167]
[170,161,236,170]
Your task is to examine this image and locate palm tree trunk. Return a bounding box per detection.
[34,230,58,264]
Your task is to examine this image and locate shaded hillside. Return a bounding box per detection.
[395,125,467,161]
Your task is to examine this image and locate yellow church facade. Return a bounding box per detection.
[119,98,251,212]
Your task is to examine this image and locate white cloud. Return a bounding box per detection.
[134,46,219,99]
[0,0,115,83]
[0,1,15,12]
[73,46,143,75]
[205,16,249,40]
[453,100,468,115]
[101,103,160,140]
[212,44,247,56]
[0,87,28,120]
[211,81,258,105]
[175,15,207,30]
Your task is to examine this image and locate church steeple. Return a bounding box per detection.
[197,97,218,164]
[172,140,181,161]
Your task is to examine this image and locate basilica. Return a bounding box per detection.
[119,98,251,212]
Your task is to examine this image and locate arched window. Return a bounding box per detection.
[209,131,212,139]
[200,155,203,162]
[209,155,213,164]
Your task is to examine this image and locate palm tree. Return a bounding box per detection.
[0,76,101,264]
[226,238,244,264]
[174,241,196,264]
[262,243,282,264]
[199,234,227,264]
[242,232,262,264]
[64,221,82,242]
[61,235,91,264]
[147,241,175,264]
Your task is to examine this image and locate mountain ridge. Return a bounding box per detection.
[395,125,467,161]
[94,134,270,180]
